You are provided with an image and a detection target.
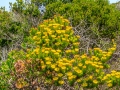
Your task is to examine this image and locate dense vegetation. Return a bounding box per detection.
[0,0,120,90]
[44,0,120,38]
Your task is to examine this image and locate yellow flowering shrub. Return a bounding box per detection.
[5,15,118,89]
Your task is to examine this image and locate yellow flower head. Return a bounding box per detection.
[74,55,79,58]
[46,61,51,65]
[83,65,86,69]
[107,83,112,87]
[53,77,58,81]
[78,63,83,67]
[51,49,56,53]
[65,50,72,53]
[75,69,82,74]
[54,68,60,72]
[76,35,80,38]
[73,66,78,70]
[81,54,87,59]
[36,32,41,35]
[51,35,56,38]
[55,43,60,46]
[89,75,93,79]
[45,57,51,61]
[82,82,88,87]
[73,42,79,46]
[57,73,63,77]
[68,76,73,80]
[56,30,61,34]
[93,80,98,84]
[106,74,111,77]
[77,78,82,83]
[41,65,46,69]
[33,36,37,40]
[75,48,79,52]
[64,34,69,37]
[45,39,50,42]
[61,66,66,70]
[67,72,73,76]
[56,49,61,53]
[85,61,90,64]
[62,38,66,41]
[99,65,103,69]
[115,75,120,78]
[111,70,116,73]
[95,69,100,73]
[61,30,65,33]
[94,48,100,50]
[58,80,64,85]
[51,64,56,69]
[44,51,49,54]
[54,52,59,55]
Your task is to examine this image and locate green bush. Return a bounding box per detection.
[0,16,119,90]
[44,0,120,39]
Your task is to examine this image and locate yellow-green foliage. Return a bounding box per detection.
[1,16,119,89]
[103,70,120,87]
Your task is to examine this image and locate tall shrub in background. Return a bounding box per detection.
[0,8,27,60]
[44,0,120,39]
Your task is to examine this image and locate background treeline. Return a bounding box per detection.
[0,0,120,90]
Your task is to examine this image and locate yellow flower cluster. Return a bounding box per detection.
[13,16,117,89]
[102,70,120,87]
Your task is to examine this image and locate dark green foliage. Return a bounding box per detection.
[0,39,12,47]
[0,8,25,47]
[9,22,21,34]
[44,0,120,38]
